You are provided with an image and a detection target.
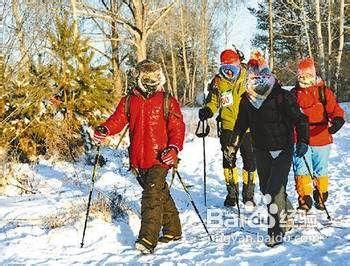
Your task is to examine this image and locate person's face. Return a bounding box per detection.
[248,73,274,95]
[298,73,316,88]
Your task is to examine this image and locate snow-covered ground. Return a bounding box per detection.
[1,106,350,264]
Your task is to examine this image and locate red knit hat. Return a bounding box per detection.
[297,58,316,77]
[220,49,240,65]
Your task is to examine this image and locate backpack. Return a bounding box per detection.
[124,91,171,121]
[279,85,329,125]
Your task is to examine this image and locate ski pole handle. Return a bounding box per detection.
[195,120,210,138]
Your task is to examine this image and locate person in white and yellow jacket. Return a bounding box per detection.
[198,49,257,207]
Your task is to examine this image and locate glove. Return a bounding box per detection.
[92,125,109,143]
[160,146,178,166]
[295,142,308,158]
[328,117,345,134]
[198,106,213,121]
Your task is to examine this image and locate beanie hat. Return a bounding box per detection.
[247,50,270,75]
[220,49,240,66]
[297,58,316,78]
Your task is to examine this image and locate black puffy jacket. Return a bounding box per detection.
[233,83,309,151]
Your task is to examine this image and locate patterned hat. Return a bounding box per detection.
[247,50,270,75]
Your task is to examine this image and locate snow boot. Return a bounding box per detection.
[297,195,312,212]
[242,170,256,206]
[135,237,155,254]
[313,190,328,210]
[224,183,239,207]
[266,232,284,248]
[266,227,284,248]
[158,234,182,243]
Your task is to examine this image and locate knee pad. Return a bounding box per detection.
[295,175,313,197]
[315,176,329,194]
[242,169,257,185]
[224,168,238,185]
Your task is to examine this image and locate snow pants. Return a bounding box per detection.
[221,130,257,202]
[136,165,181,248]
[255,147,294,237]
[292,144,330,207]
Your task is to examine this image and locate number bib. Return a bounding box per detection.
[220,91,233,107]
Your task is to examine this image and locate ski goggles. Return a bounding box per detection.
[219,64,241,81]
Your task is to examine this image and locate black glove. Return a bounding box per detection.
[328,117,345,134]
[198,106,213,121]
[295,142,308,158]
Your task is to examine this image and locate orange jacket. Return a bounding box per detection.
[292,83,344,146]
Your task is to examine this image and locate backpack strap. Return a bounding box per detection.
[318,85,329,122]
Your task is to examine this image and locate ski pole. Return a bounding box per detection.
[302,156,331,220]
[80,145,101,248]
[228,155,241,228]
[195,120,210,206]
[175,170,213,241]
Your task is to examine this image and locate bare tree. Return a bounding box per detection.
[326,0,333,85]
[314,0,326,77]
[333,0,345,94]
[12,0,29,69]
[268,0,274,70]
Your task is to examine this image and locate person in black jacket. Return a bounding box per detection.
[225,51,309,247]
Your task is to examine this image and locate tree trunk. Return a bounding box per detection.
[180,5,190,104]
[268,0,274,70]
[12,0,29,69]
[314,0,326,78]
[159,49,172,94]
[200,0,208,95]
[333,0,345,95]
[169,36,178,99]
[301,0,313,58]
[327,0,333,85]
[110,0,124,98]
[133,0,147,61]
[70,0,78,37]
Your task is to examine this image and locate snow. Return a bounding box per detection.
[1,106,350,264]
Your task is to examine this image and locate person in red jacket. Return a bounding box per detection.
[93,59,185,254]
[292,58,345,211]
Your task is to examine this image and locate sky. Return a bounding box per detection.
[217,0,259,63]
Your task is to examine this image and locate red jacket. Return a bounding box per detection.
[292,83,344,146]
[101,90,185,170]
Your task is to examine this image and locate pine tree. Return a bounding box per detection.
[48,15,115,125]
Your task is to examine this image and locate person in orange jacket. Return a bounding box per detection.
[292,58,345,211]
